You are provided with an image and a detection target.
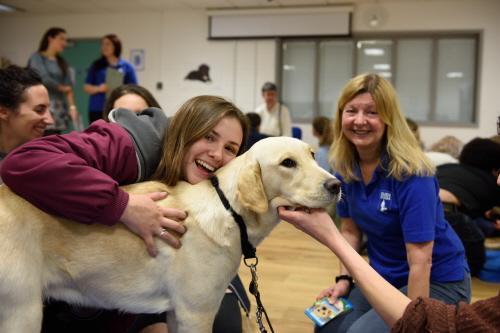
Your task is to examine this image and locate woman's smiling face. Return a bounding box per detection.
[182,116,243,184]
[341,92,386,152]
[0,84,53,150]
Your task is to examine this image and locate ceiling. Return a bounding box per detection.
[0,0,441,15]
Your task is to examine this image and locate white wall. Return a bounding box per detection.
[0,0,498,148]
[0,10,275,116]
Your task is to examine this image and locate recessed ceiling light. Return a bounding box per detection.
[446,72,464,79]
[364,48,385,56]
[373,63,390,70]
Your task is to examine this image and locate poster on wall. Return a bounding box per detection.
[130,49,145,71]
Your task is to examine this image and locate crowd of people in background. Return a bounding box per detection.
[1,25,499,333]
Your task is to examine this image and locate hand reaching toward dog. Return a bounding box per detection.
[278,207,338,247]
[121,192,187,257]
[278,207,351,302]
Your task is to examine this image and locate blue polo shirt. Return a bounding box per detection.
[85,59,138,113]
[336,164,467,288]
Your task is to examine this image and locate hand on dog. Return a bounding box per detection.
[121,192,187,257]
[278,207,339,248]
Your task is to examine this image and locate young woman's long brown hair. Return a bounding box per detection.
[153,95,249,186]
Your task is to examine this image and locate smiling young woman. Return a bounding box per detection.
[1,94,250,333]
[0,65,53,184]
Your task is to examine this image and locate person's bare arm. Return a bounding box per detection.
[339,217,362,273]
[84,83,107,95]
[316,217,362,301]
[405,241,433,300]
[64,88,79,122]
[279,208,411,327]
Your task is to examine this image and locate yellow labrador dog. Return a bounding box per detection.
[0,137,340,333]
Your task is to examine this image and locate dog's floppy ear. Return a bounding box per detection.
[237,162,268,213]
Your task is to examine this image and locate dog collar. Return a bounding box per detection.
[210,175,256,260]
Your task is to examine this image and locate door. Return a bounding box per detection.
[63,38,101,128]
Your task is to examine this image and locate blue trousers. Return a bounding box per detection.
[315,272,471,333]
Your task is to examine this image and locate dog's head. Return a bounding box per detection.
[235,137,340,215]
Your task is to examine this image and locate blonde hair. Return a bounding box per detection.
[153,95,248,186]
[330,73,434,182]
[429,135,464,159]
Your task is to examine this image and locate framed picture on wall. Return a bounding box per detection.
[130,49,145,71]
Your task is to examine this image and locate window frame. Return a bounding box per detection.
[278,32,481,127]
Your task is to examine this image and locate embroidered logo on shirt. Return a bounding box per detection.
[379,191,391,212]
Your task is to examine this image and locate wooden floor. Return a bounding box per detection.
[238,222,500,333]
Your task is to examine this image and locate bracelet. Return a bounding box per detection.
[335,274,354,291]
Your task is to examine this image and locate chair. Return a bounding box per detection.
[292,126,302,140]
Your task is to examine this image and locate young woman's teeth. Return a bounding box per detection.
[196,160,215,172]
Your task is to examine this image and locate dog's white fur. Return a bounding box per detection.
[0,137,340,333]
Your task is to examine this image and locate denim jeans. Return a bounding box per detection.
[315,272,471,333]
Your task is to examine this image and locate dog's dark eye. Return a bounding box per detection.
[311,152,315,159]
[280,158,296,168]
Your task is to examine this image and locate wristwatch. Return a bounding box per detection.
[335,274,354,291]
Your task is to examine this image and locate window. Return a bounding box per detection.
[280,34,479,125]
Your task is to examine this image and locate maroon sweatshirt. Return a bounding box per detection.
[1,120,137,225]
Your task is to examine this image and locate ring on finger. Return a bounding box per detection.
[159,228,168,237]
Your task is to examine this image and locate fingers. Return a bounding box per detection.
[316,287,335,301]
[277,206,301,223]
[327,295,339,304]
[161,217,187,235]
[157,227,182,249]
[161,207,187,222]
[144,234,158,257]
[148,191,168,202]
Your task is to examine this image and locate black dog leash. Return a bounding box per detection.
[210,176,275,333]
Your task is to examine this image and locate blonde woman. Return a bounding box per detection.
[315,74,470,333]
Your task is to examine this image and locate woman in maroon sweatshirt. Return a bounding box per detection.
[1,95,250,333]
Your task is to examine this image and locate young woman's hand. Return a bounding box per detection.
[120,192,187,257]
[278,207,338,247]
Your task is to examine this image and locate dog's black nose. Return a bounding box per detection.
[324,178,341,195]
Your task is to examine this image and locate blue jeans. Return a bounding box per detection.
[315,272,471,333]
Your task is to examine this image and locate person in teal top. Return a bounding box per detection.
[314,73,470,333]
